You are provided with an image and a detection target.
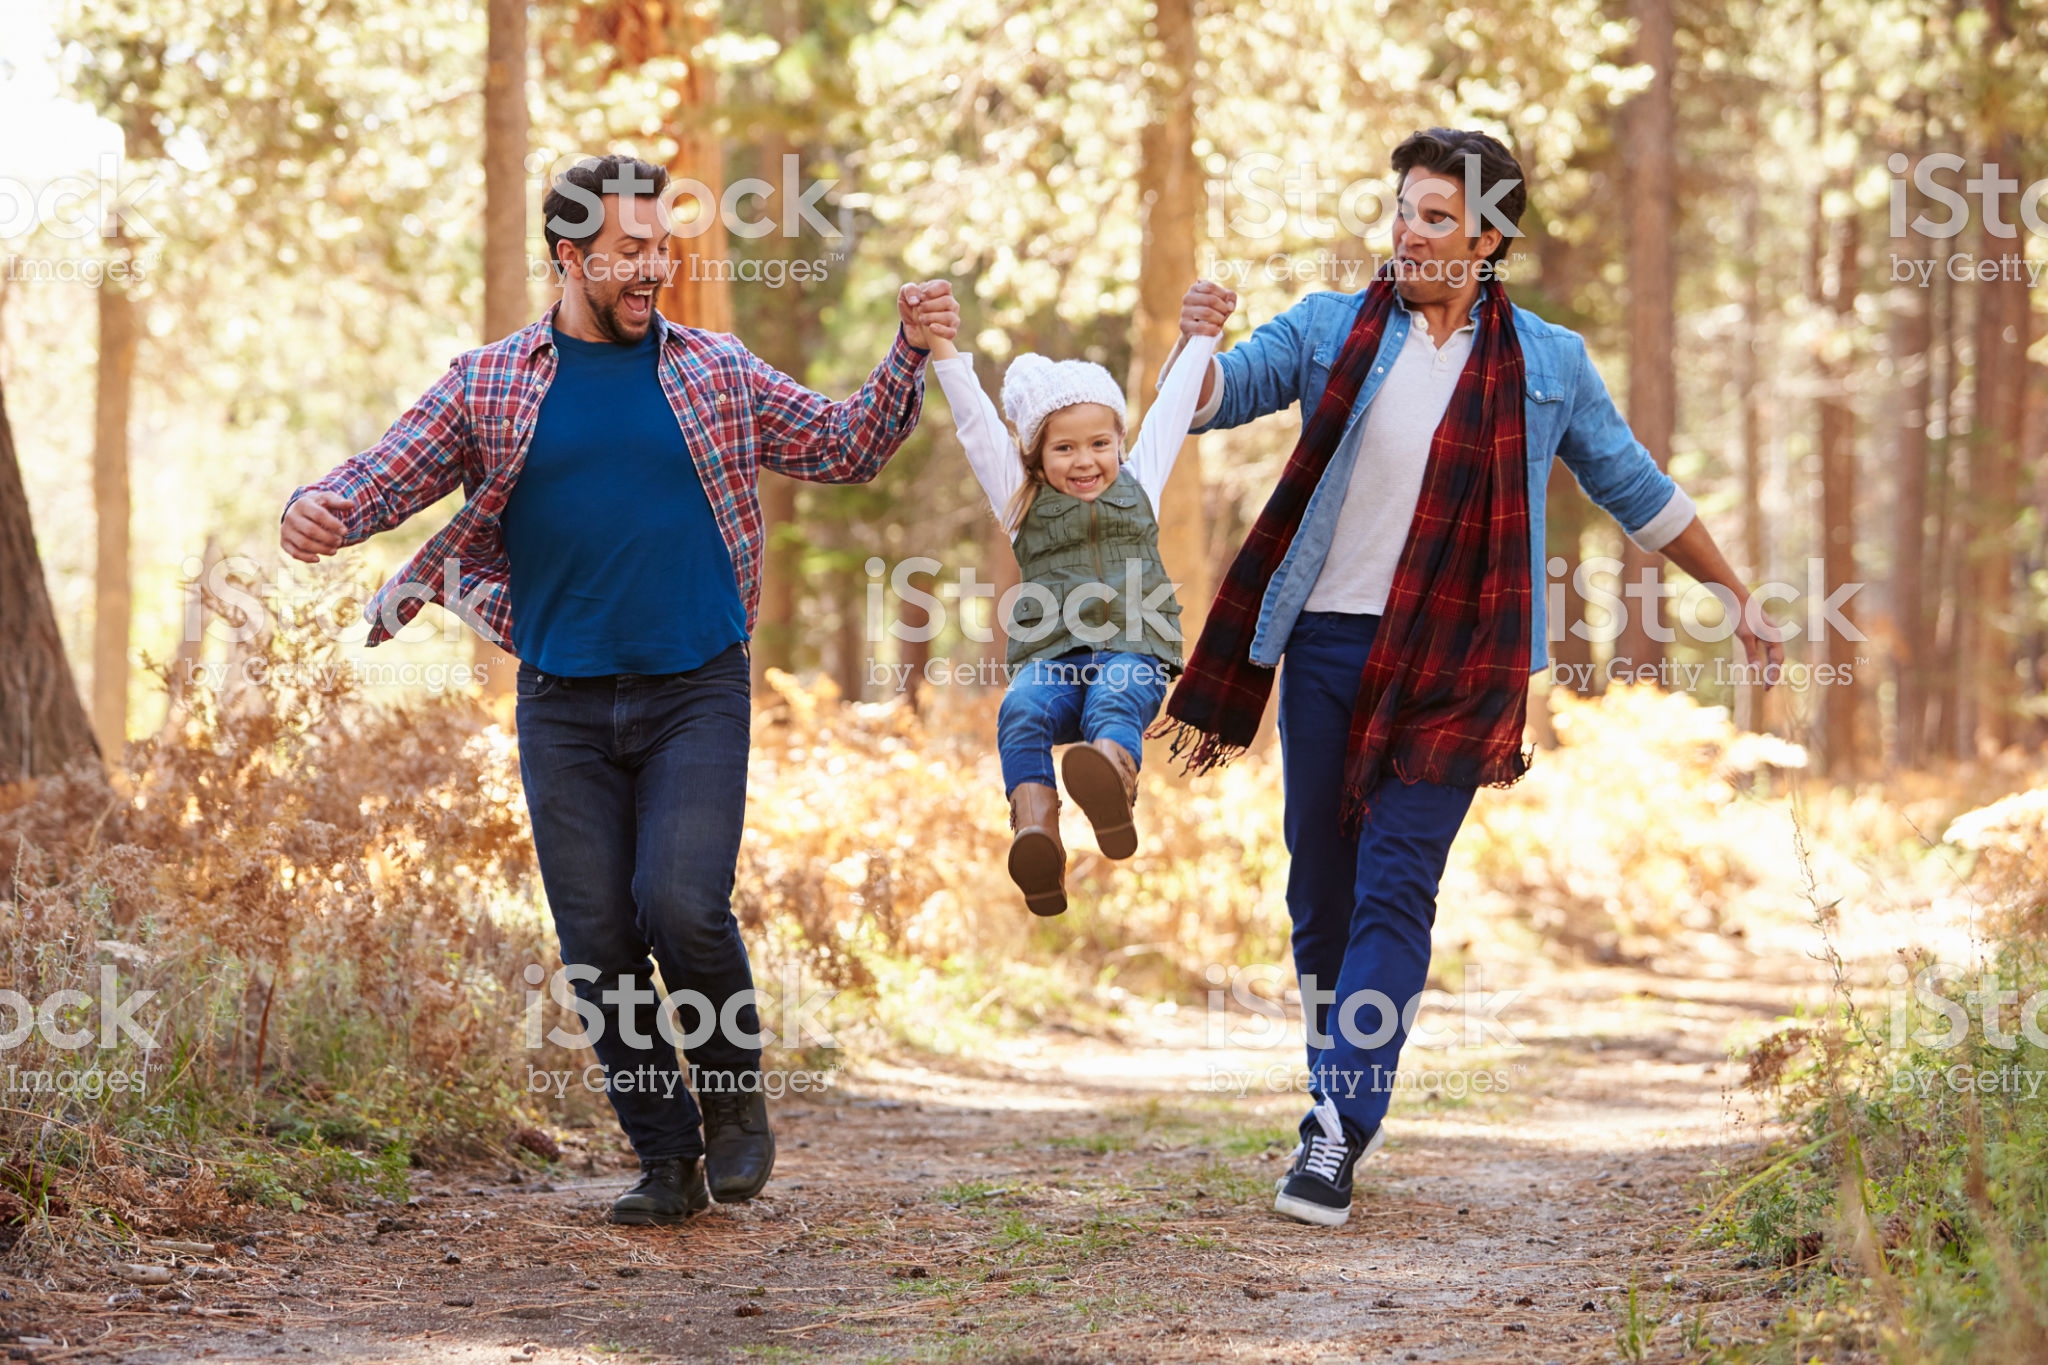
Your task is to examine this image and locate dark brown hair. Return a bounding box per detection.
[542,154,671,277]
[1389,128,1526,264]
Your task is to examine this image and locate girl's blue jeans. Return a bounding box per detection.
[996,650,1171,794]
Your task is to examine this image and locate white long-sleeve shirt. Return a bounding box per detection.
[932,334,1220,540]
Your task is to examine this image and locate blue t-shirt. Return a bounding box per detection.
[499,327,748,676]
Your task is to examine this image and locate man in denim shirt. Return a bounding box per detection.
[1167,129,1782,1227]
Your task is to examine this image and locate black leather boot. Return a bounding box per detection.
[609,1156,709,1225]
[701,1090,776,1203]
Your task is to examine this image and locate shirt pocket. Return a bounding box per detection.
[1302,341,1338,414]
[469,406,524,474]
[1522,371,1567,463]
[700,385,755,446]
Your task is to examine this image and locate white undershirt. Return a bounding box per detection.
[1300,317,1476,614]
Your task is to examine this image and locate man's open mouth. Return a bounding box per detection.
[622,284,656,319]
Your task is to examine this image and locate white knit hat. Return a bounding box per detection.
[1000,353,1128,453]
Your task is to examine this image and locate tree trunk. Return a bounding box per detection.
[746,134,805,688]
[832,577,864,702]
[587,0,732,332]
[0,371,100,782]
[1968,133,2030,755]
[1128,0,1207,648]
[1816,207,1862,777]
[159,535,221,741]
[1734,182,1767,585]
[474,0,530,697]
[1615,0,1675,679]
[655,9,732,335]
[1733,179,1769,733]
[1887,190,1932,767]
[93,266,137,759]
[483,0,530,343]
[1926,234,1962,757]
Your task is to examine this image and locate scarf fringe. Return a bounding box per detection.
[1337,742,1535,836]
[1147,716,1249,776]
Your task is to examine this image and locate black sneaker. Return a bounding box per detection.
[1272,1099,1384,1227]
[610,1156,709,1226]
[701,1089,776,1203]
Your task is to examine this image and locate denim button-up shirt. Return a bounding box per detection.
[1191,289,1695,672]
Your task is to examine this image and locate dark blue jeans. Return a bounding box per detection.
[516,642,761,1163]
[1278,612,1476,1135]
[996,650,1171,794]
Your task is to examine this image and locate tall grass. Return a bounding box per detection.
[1,594,556,1246]
[1711,783,2048,1362]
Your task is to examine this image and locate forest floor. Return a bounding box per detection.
[2,936,1847,1365]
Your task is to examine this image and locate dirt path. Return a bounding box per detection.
[6,951,1829,1365]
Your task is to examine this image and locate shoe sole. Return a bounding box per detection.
[1271,1125,1387,1226]
[709,1132,777,1204]
[1061,745,1137,860]
[609,1207,700,1226]
[1008,829,1067,916]
[1273,1191,1352,1226]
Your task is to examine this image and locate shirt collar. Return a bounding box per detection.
[1390,287,1485,332]
[521,299,679,360]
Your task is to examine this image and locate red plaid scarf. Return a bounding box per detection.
[1154,274,1532,830]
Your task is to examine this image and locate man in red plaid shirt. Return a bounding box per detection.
[282,153,957,1225]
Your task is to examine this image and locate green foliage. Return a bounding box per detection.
[1710,809,2048,1365]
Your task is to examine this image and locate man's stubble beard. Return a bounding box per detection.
[580,281,654,345]
[1392,257,1485,307]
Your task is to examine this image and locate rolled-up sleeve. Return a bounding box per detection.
[1556,338,1695,553]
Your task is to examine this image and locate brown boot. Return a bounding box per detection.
[1061,739,1140,860]
[1007,782,1067,917]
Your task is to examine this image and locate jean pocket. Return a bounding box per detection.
[515,666,559,700]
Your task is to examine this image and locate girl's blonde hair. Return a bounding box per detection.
[998,412,1126,536]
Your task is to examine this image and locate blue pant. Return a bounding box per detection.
[1278,612,1476,1136]
[997,650,1171,794]
[515,642,762,1163]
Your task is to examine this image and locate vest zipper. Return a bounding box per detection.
[1088,500,1104,585]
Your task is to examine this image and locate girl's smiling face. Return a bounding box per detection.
[1037,403,1123,500]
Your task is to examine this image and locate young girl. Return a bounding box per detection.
[917,293,1233,915]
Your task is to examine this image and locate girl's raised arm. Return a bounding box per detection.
[1124,332,1220,513]
[928,349,1026,533]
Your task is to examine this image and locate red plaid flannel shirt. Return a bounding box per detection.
[289,303,927,651]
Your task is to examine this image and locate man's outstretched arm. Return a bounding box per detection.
[750,281,958,485]
[1655,517,1787,686]
[1554,338,1785,686]
[281,363,473,562]
[1165,280,1313,434]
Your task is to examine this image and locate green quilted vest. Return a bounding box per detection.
[1005,467,1184,673]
